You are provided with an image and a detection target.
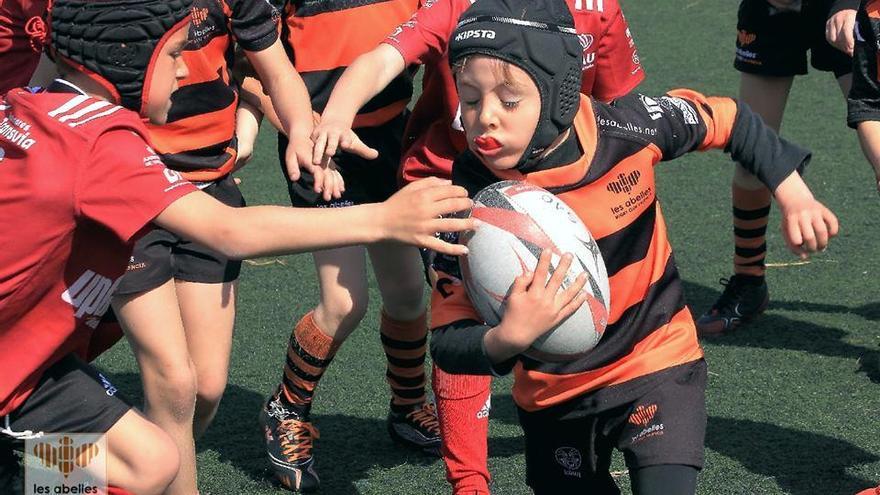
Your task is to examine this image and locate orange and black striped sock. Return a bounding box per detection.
[732,184,771,279]
[381,310,428,410]
[278,311,342,417]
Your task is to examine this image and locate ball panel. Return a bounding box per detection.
[463,181,611,363]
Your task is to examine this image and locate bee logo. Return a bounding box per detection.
[33,436,100,478]
[628,404,658,427]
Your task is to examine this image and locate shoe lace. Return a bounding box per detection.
[712,276,750,313]
[406,403,440,435]
[278,419,320,463]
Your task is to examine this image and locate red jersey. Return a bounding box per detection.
[0,82,196,416]
[0,0,51,94]
[385,0,644,183]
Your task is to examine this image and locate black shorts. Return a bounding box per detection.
[279,112,407,208]
[1,354,131,444]
[734,0,852,78]
[114,174,245,295]
[518,360,707,494]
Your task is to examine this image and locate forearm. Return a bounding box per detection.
[219,203,388,258]
[430,320,515,375]
[261,69,313,140]
[322,44,407,125]
[857,121,880,181]
[726,101,811,191]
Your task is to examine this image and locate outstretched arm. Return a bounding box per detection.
[311,44,407,166]
[154,177,474,259]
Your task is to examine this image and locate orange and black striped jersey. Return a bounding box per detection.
[280,0,419,127]
[147,0,280,181]
[430,90,812,412]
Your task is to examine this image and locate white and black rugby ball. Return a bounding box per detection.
[460,181,610,362]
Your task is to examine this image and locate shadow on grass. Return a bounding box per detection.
[197,383,442,494]
[707,416,878,494]
[682,280,880,383]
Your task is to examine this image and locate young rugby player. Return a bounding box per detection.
[311,1,643,492]
[0,1,474,493]
[429,0,839,493]
[697,0,857,335]
[848,8,880,492]
[106,1,333,493]
[255,1,452,492]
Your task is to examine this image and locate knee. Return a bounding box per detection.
[381,278,426,321]
[146,360,198,423]
[317,291,369,333]
[733,164,764,189]
[195,372,227,412]
[123,426,180,495]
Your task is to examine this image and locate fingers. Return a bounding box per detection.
[429,197,475,218]
[558,273,589,317]
[509,270,532,295]
[783,216,805,258]
[311,131,330,166]
[545,253,573,294]
[402,177,454,192]
[419,235,469,256]
[285,147,301,181]
[824,206,840,238]
[431,216,477,235]
[339,133,379,161]
[532,250,554,291]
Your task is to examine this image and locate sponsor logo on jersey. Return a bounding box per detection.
[578,34,596,70]
[554,447,582,477]
[454,29,496,41]
[606,171,641,194]
[659,96,698,125]
[606,168,653,220]
[192,7,210,26]
[0,114,37,150]
[573,0,603,12]
[628,403,665,444]
[737,30,756,46]
[639,95,663,121]
[61,270,122,329]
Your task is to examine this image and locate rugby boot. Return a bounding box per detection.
[261,394,320,493]
[696,275,769,336]
[387,401,442,456]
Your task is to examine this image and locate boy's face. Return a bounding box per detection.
[144,24,190,125]
[457,56,540,171]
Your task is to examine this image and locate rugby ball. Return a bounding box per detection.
[460,181,610,362]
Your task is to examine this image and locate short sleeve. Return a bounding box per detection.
[589,8,644,101]
[230,0,281,52]
[384,0,460,66]
[78,129,196,242]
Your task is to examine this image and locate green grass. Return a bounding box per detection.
[95,1,880,493]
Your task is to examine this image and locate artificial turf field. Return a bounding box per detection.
[94,1,880,493]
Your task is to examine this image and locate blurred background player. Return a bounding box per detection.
[0,1,474,493]
[106,1,334,493]
[696,0,857,336]
[254,1,443,492]
[0,0,55,93]
[847,4,880,492]
[430,0,838,493]
[310,0,643,492]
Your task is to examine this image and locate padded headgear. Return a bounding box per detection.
[449,0,582,169]
[51,0,193,114]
